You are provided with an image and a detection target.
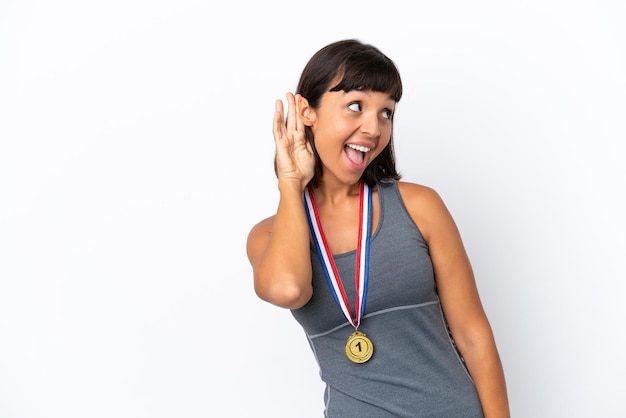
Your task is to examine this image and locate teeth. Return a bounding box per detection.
[346,144,371,153]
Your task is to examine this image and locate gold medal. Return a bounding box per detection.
[306,184,375,364]
[345,330,374,363]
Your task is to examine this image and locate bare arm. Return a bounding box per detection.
[399,182,510,417]
[246,93,316,309]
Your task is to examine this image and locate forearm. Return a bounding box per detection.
[254,180,313,308]
[458,331,510,418]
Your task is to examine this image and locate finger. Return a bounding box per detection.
[285,92,296,133]
[305,140,314,155]
[294,93,305,135]
[273,99,285,141]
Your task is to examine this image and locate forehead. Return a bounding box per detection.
[328,62,402,102]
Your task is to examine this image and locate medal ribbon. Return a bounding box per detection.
[304,183,372,329]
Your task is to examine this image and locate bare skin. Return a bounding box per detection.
[247,89,510,417]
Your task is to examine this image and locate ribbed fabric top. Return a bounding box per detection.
[291,179,483,417]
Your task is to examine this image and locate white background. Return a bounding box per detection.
[1,1,625,417]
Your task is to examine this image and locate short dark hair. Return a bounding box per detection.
[295,39,403,187]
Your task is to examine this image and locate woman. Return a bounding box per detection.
[246,39,510,417]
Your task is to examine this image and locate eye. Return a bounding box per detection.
[381,108,392,120]
[348,102,362,112]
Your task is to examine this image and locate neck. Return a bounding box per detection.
[311,180,362,206]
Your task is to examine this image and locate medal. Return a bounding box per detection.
[304,182,374,364]
[345,330,374,363]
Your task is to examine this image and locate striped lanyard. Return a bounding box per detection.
[304,183,372,329]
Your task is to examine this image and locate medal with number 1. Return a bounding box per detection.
[304,183,374,364]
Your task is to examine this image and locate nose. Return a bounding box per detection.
[359,112,381,138]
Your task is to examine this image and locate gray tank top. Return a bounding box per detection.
[291,179,484,417]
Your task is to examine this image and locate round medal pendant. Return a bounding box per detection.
[345,330,374,363]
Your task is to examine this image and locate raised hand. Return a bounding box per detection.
[273,92,315,189]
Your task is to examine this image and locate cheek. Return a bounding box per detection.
[312,118,350,145]
[378,130,392,150]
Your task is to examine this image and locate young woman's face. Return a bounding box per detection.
[308,89,396,185]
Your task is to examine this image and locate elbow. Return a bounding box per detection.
[254,273,312,309]
[451,321,498,364]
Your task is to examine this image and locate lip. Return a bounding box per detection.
[346,141,374,151]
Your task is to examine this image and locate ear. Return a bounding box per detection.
[296,95,316,127]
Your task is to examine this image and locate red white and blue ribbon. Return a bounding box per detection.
[304,183,372,329]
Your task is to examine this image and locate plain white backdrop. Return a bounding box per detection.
[1,0,625,417]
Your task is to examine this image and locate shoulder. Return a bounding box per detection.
[248,215,276,241]
[396,180,446,210]
[246,215,276,261]
[395,181,454,242]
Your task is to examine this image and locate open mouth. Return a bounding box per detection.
[345,143,371,165]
